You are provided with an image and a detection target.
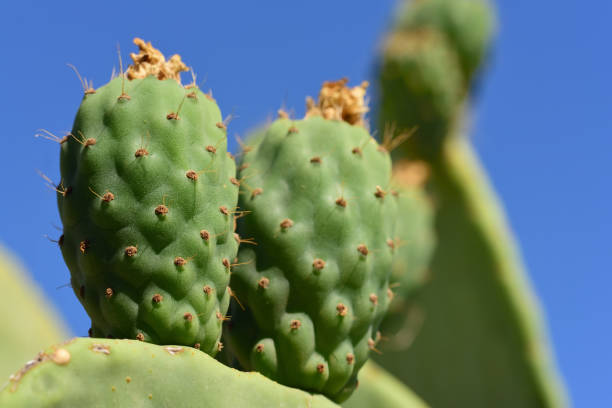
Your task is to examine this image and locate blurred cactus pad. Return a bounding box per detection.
[0,338,339,408]
[0,246,68,379]
[374,0,568,407]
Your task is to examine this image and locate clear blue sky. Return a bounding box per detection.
[0,1,609,406]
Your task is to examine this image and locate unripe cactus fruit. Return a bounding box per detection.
[58,39,238,355]
[379,29,463,158]
[224,80,398,402]
[394,0,495,84]
[377,161,435,341]
[378,0,495,160]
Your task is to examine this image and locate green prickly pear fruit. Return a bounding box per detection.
[379,29,463,159]
[378,0,495,160]
[58,39,238,355]
[376,162,435,342]
[1,338,339,407]
[224,80,398,402]
[394,0,495,84]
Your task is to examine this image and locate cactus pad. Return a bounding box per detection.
[0,247,68,379]
[376,1,568,405]
[0,338,338,407]
[394,0,495,84]
[379,29,463,158]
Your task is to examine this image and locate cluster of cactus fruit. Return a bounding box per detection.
[1,0,568,407]
[54,35,420,401]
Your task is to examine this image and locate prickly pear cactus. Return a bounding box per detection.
[0,338,338,408]
[58,39,238,355]
[224,80,398,402]
[375,1,568,407]
[383,140,569,408]
[377,161,435,342]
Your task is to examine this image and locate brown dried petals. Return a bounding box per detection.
[127,38,188,83]
[304,78,369,127]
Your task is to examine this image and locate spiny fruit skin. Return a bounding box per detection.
[376,2,568,406]
[59,75,238,355]
[0,338,338,408]
[389,185,435,300]
[375,171,436,349]
[225,115,398,402]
